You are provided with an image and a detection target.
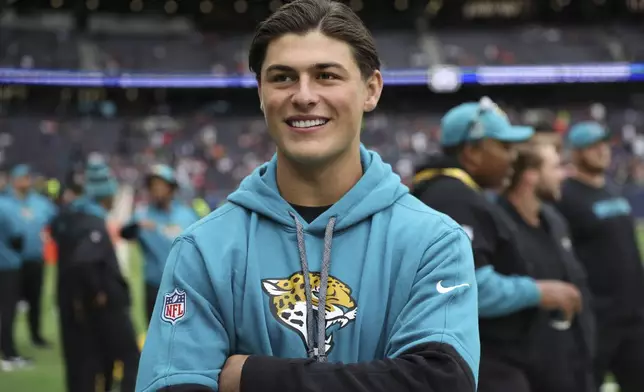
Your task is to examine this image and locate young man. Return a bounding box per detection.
[120,164,199,321]
[0,195,29,370]
[412,101,582,392]
[5,164,57,347]
[499,142,595,392]
[136,1,480,391]
[51,158,140,392]
[555,122,644,392]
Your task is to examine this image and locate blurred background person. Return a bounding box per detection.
[0,195,29,370]
[120,164,199,322]
[556,122,644,392]
[5,164,57,348]
[52,158,140,392]
[501,140,595,392]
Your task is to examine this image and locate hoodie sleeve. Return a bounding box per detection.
[240,228,479,392]
[426,196,540,318]
[136,237,229,392]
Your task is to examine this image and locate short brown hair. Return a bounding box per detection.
[506,143,544,192]
[248,0,381,81]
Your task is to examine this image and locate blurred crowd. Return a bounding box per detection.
[2,97,644,214]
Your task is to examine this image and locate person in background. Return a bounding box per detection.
[412,99,582,392]
[120,164,199,322]
[5,164,57,348]
[500,141,595,392]
[0,196,30,371]
[51,158,140,392]
[556,122,644,392]
[532,121,563,153]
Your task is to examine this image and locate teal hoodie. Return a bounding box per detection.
[130,201,199,285]
[136,146,480,391]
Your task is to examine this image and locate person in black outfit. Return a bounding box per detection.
[51,159,140,391]
[500,142,595,392]
[555,122,644,392]
[413,100,583,392]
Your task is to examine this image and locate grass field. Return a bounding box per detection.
[3,227,644,391]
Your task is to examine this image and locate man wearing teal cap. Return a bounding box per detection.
[413,97,583,392]
[5,163,57,348]
[120,164,199,322]
[556,121,644,392]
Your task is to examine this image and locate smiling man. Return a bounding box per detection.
[135,1,479,392]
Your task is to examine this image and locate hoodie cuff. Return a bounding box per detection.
[240,355,308,392]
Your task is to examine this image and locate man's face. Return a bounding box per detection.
[13,175,32,192]
[149,177,174,203]
[471,139,517,189]
[258,30,382,166]
[536,144,565,201]
[575,141,611,174]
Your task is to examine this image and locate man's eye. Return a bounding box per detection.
[270,74,293,83]
[318,72,338,80]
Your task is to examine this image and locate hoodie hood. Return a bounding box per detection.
[228,144,409,235]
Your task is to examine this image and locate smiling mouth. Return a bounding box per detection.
[285,118,329,129]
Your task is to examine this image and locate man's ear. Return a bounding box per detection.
[363,70,384,113]
[524,169,540,187]
[257,83,264,113]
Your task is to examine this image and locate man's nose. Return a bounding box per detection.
[291,78,318,109]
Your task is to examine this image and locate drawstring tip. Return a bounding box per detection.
[317,354,328,363]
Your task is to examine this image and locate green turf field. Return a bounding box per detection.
[3,226,644,391]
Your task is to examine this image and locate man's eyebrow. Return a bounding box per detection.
[264,62,347,73]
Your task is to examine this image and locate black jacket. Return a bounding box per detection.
[50,206,130,309]
[412,157,538,364]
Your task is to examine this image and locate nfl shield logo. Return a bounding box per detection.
[161,288,187,324]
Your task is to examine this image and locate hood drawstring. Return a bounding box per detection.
[289,211,337,363]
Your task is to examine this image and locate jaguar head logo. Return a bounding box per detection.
[262,272,358,355]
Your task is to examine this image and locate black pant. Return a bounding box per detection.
[0,270,20,359]
[58,296,99,392]
[21,260,45,343]
[90,306,141,392]
[146,283,159,323]
[594,312,644,392]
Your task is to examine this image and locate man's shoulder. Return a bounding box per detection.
[392,193,469,244]
[179,202,248,244]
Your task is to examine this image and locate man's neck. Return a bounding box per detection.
[14,189,27,199]
[506,188,541,227]
[276,147,362,207]
[155,199,171,211]
[574,169,605,188]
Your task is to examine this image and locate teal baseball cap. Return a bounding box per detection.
[146,164,178,188]
[10,164,31,178]
[566,121,609,149]
[440,97,534,147]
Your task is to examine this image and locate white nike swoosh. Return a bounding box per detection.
[436,280,471,294]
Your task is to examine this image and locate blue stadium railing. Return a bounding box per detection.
[1,62,643,88]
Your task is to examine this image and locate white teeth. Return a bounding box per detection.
[290,119,328,128]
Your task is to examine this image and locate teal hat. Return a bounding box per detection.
[11,164,31,178]
[440,97,534,147]
[146,164,178,188]
[566,121,609,149]
[512,125,536,136]
[84,159,118,200]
